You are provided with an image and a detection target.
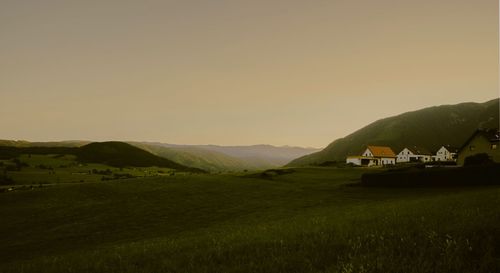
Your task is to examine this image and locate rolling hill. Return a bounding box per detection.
[287,98,499,166]
[77,142,204,172]
[137,142,320,171]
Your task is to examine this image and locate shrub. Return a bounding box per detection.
[464,153,493,166]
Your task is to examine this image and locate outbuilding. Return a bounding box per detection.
[457,129,499,166]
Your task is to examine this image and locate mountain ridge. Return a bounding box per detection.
[134,142,320,171]
[287,98,499,166]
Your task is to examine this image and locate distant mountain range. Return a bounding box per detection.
[287,98,499,166]
[130,143,319,172]
[0,139,319,172]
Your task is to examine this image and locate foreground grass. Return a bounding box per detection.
[0,168,499,272]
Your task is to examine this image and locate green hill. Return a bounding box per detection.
[288,98,499,166]
[77,142,204,172]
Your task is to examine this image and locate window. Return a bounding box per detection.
[492,144,497,150]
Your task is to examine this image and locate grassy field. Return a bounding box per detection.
[0,167,499,272]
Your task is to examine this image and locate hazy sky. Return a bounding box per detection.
[1,0,498,147]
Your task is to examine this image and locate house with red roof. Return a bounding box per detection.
[346,145,397,167]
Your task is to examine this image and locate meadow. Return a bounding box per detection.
[0,166,499,273]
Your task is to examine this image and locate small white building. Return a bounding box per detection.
[397,146,433,163]
[346,156,379,167]
[434,145,458,162]
[346,146,397,166]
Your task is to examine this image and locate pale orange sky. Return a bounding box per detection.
[0,0,498,147]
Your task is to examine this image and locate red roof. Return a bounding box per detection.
[367,146,396,158]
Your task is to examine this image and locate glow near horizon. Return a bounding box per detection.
[0,0,498,148]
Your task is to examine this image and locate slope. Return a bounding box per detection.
[288,98,499,166]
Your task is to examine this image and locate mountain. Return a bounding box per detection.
[287,98,499,166]
[77,142,204,172]
[137,142,320,171]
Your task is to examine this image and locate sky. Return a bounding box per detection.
[0,0,498,148]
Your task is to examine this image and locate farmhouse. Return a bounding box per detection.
[397,146,433,163]
[434,145,458,162]
[457,129,500,166]
[346,145,396,167]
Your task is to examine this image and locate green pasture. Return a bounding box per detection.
[0,167,498,272]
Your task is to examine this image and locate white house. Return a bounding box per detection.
[397,146,433,163]
[346,146,397,166]
[434,145,458,162]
